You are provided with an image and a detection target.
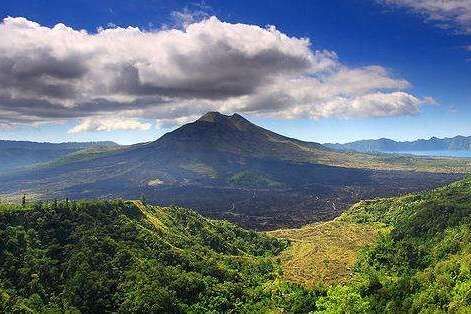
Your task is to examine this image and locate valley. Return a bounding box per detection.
[0,112,467,229]
[271,177,471,312]
[1,176,469,312]
[2,3,470,312]
[0,117,469,312]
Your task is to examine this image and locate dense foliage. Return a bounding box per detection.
[1,177,470,312]
[0,200,318,312]
[318,178,471,312]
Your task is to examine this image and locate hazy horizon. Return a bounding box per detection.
[2,110,471,146]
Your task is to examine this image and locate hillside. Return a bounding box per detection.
[271,177,471,312]
[1,179,470,312]
[0,140,119,172]
[0,199,320,312]
[325,135,471,153]
[269,220,388,287]
[0,112,466,229]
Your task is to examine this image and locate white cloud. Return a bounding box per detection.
[0,16,430,132]
[383,0,471,33]
[68,117,151,133]
[318,92,423,118]
[155,115,199,129]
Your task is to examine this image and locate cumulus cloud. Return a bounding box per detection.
[0,16,430,132]
[155,115,199,129]
[68,117,151,133]
[383,0,471,33]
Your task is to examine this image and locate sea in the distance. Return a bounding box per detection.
[384,150,471,158]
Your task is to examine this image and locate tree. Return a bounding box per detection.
[22,194,26,207]
[316,285,371,313]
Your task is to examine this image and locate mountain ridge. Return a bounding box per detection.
[325,134,471,152]
[0,140,120,172]
[0,140,118,146]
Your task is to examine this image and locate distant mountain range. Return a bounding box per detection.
[325,135,471,153]
[0,112,464,229]
[0,140,119,172]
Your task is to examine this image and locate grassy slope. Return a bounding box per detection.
[40,145,125,167]
[0,200,319,313]
[272,177,471,312]
[269,221,388,287]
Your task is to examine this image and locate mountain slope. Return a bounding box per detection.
[1,179,470,312]
[325,135,471,152]
[0,199,320,312]
[153,112,326,160]
[328,177,471,312]
[0,140,119,172]
[269,220,387,287]
[0,112,466,229]
[271,177,471,312]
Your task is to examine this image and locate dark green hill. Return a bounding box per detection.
[1,178,470,312]
[315,177,471,312]
[0,199,319,312]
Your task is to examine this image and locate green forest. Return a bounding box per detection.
[0,200,317,312]
[317,178,471,313]
[1,178,470,312]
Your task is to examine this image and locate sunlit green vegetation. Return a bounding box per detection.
[325,178,471,312]
[1,177,470,312]
[272,177,471,312]
[229,170,282,188]
[0,200,318,312]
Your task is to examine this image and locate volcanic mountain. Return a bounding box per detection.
[151,111,326,159]
[0,112,463,229]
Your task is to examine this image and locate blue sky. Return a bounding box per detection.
[0,0,470,144]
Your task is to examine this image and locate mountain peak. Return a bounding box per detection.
[198,111,230,123]
[197,111,248,124]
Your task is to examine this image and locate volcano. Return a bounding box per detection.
[0,112,461,229]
